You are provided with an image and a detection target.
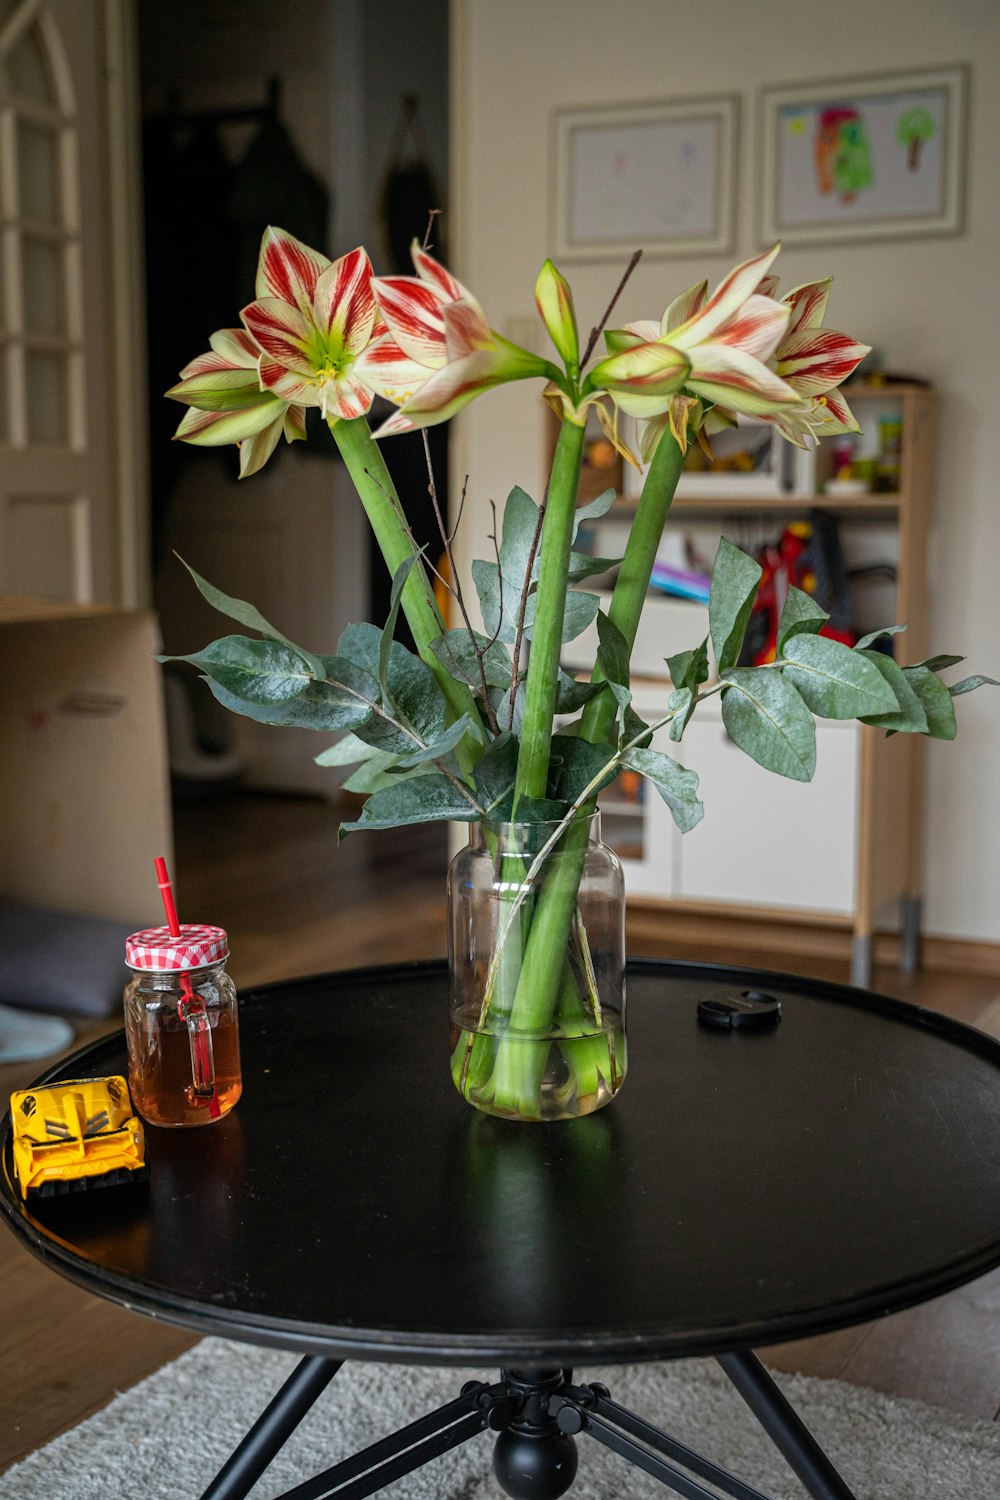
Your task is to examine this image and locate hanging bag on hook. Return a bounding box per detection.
[378,94,445,272]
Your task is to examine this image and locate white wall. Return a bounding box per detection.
[449,0,1000,944]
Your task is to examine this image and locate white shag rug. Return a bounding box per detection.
[3,1337,999,1499]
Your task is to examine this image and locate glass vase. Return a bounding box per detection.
[447,811,626,1122]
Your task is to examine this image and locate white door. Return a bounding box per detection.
[0,0,139,605]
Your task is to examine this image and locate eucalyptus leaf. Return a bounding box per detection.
[912,654,965,674]
[491,677,526,736]
[901,665,957,740]
[666,638,709,691]
[667,686,695,742]
[314,732,384,767]
[176,557,325,679]
[554,672,602,713]
[949,674,1000,697]
[721,669,816,781]
[472,733,519,821]
[339,773,481,837]
[549,735,618,802]
[393,713,478,769]
[709,538,762,674]
[195,652,379,733]
[854,623,906,652]
[379,553,422,701]
[430,629,512,691]
[596,612,630,689]
[620,746,703,834]
[858,652,928,733]
[341,624,449,755]
[341,749,419,794]
[566,551,620,583]
[622,705,653,751]
[571,488,617,535]
[781,634,899,719]
[777,587,829,653]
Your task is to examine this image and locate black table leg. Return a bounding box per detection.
[717,1351,859,1500]
[199,1355,343,1500]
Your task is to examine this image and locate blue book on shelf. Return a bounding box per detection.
[648,563,711,603]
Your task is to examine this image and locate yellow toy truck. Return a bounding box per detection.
[9,1076,147,1199]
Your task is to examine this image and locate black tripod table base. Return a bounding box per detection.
[198,1350,859,1500]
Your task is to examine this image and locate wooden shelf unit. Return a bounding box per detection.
[563,383,938,986]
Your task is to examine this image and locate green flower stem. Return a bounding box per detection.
[580,429,687,744]
[486,430,686,1114]
[332,416,485,773]
[512,417,587,804]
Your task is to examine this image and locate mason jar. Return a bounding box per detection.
[123,924,242,1127]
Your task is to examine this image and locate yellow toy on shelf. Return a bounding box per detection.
[9,1076,147,1199]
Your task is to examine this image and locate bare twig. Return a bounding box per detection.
[422,209,443,252]
[485,499,504,654]
[421,434,499,735]
[448,474,469,547]
[580,249,643,368]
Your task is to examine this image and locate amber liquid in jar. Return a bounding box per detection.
[124,964,242,1127]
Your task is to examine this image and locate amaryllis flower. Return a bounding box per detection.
[166,327,306,478]
[241,227,380,423]
[761,278,871,445]
[591,246,800,460]
[359,241,556,437]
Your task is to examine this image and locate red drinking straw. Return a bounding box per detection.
[154,855,181,938]
[153,856,220,1115]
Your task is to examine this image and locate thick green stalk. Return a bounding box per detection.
[332,416,485,769]
[579,429,687,745]
[512,418,587,804]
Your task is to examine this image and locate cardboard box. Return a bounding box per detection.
[0,599,173,925]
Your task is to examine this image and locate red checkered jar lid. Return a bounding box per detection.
[125,924,229,972]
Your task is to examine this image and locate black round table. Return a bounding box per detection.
[4,959,1000,1500]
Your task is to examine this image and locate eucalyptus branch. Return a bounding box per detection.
[482,682,724,1010]
[320,667,484,815]
[421,432,499,735]
[580,249,642,368]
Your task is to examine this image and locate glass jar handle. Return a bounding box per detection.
[178,974,217,1108]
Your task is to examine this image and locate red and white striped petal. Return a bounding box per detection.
[686,344,800,415]
[242,298,315,375]
[713,294,790,361]
[173,400,283,446]
[810,388,860,435]
[372,275,449,365]
[313,248,376,357]
[783,279,832,336]
[353,332,430,404]
[775,326,870,396]
[255,226,330,314]
[209,326,261,368]
[259,356,318,405]
[411,241,480,312]
[671,245,781,346]
[754,273,781,300]
[370,408,417,438]
[284,404,308,442]
[660,281,708,335]
[238,418,284,478]
[620,320,660,345]
[372,349,499,433]
[442,299,493,360]
[325,371,374,422]
[590,340,690,395]
[166,367,264,412]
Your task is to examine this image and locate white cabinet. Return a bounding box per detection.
[676,703,860,916]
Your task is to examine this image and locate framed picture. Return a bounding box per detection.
[759,67,968,245]
[551,97,737,261]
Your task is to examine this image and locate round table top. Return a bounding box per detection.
[4,959,1000,1367]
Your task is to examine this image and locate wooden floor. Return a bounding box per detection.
[2,791,999,1475]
